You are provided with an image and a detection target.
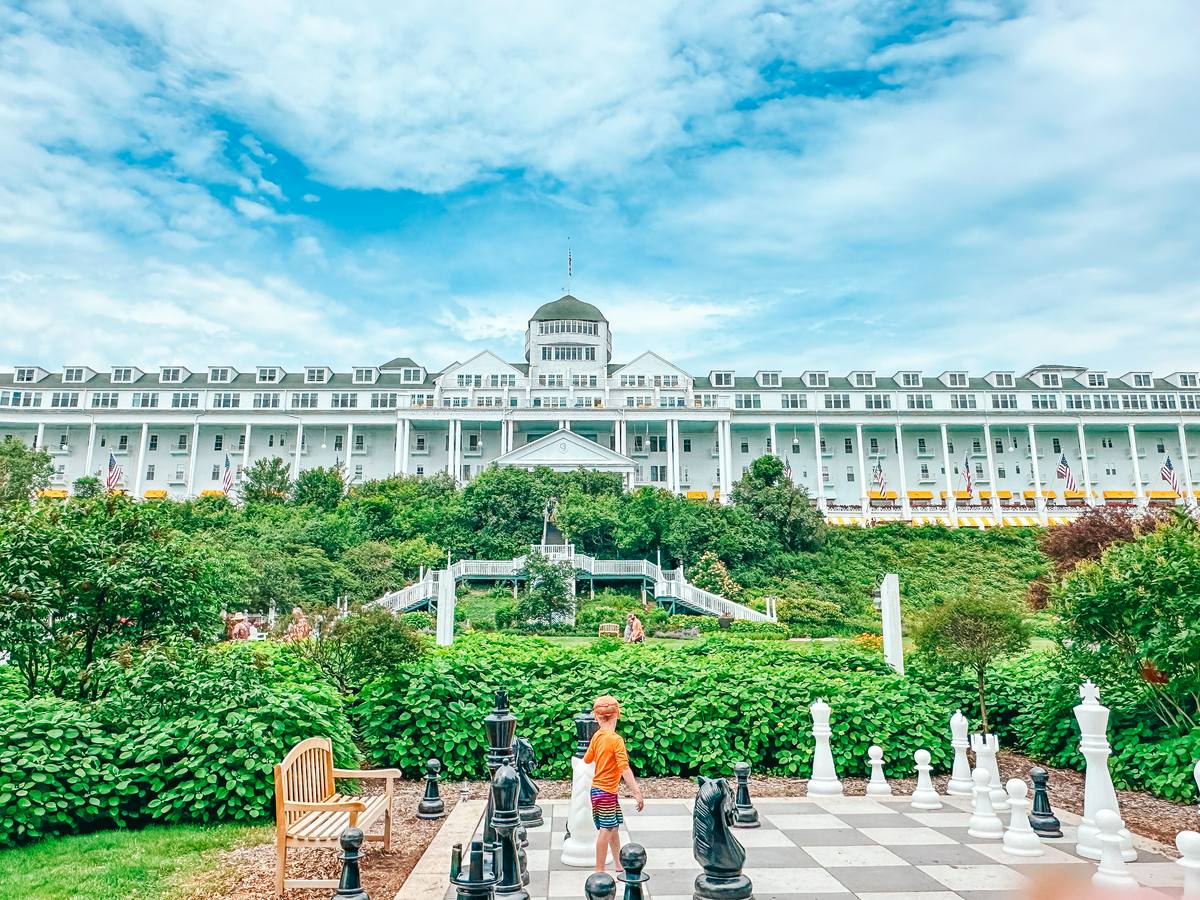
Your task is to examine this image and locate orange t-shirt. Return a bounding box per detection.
[584,729,629,793]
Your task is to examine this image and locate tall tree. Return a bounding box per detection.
[517,551,575,623]
[0,437,53,505]
[241,456,292,503]
[291,464,346,511]
[730,455,826,552]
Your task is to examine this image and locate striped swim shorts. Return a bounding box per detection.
[590,788,623,829]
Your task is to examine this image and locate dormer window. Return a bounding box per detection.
[899,372,921,387]
[257,367,280,383]
[112,367,134,383]
[853,372,875,388]
[712,371,734,388]
[994,373,1014,387]
[759,372,780,387]
[806,372,828,388]
[305,367,328,384]
[947,372,968,387]
[160,367,182,383]
[1086,373,1107,388]
[63,367,85,383]
[15,368,36,383]
[401,368,422,383]
[209,367,232,384]
[353,368,376,384]
[1132,372,1152,388]
[1180,373,1198,388]
[1040,373,1061,388]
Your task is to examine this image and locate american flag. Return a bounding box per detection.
[222,453,235,494]
[1056,453,1077,492]
[782,456,792,479]
[1161,456,1181,496]
[105,452,123,491]
[961,454,973,493]
[873,462,887,494]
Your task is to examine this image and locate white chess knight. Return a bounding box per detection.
[1092,808,1139,891]
[967,767,1004,839]
[1001,779,1044,857]
[969,732,1009,813]
[1074,680,1136,861]
[910,749,942,810]
[947,710,973,796]
[560,753,598,866]
[866,745,893,797]
[1177,830,1200,900]
[807,699,843,796]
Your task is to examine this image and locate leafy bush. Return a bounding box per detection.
[774,596,844,631]
[665,614,718,633]
[291,607,425,695]
[726,621,790,640]
[399,611,435,632]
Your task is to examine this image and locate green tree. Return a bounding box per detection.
[71,475,102,499]
[241,456,291,503]
[291,606,424,695]
[913,595,1031,732]
[688,550,742,598]
[341,538,443,604]
[0,438,54,505]
[517,551,575,623]
[291,465,346,511]
[730,455,825,552]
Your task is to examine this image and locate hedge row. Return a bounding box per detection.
[357,635,962,782]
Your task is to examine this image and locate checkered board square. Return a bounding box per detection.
[444,795,1184,900]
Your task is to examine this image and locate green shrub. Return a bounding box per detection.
[726,621,790,640]
[399,611,435,632]
[665,614,718,633]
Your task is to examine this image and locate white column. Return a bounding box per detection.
[940,424,957,526]
[769,421,777,458]
[345,424,354,474]
[1077,422,1095,506]
[1178,423,1195,501]
[393,419,403,474]
[241,423,252,485]
[291,421,304,481]
[454,419,463,482]
[186,419,202,497]
[133,423,149,497]
[983,423,1001,520]
[669,418,679,493]
[813,420,826,511]
[1027,424,1048,525]
[402,419,411,474]
[895,423,910,519]
[35,422,45,450]
[1127,424,1145,505]
[84,421,98,478]
[619,419,627,456]
[855,423,868,518]
[717,419,730,502]
[446,419,456,478]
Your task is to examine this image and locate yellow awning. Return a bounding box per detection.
[144,489,168,499]
[1023,489,1056,499]
[199,489,226,497]
[1003,516,1040,527]
[686,491,709,500]
[911,515,951,526]
[1147,490,1180,500]
[1063,490,1088,499]
[1103,490,1136,499]
[907,490,934,500]
[825,516,865,526]
[980,490,1013,500]
[37,489,68,499]
[868,490,899,500]
[940,490,973,500]
[1047,516,1071,526]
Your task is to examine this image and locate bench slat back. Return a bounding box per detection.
[275,737,335,826]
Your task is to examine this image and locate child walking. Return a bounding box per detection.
[583,694,644,873]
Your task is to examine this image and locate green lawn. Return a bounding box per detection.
[0,823,270,900]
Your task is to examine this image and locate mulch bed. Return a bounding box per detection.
[188,750,1192,898]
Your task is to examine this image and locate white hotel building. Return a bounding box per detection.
[2,295,1198,526]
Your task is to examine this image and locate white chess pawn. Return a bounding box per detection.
[1092,808,1139,891]
[947,710,973,796]
[807,699,844,796]
[1177,830,1200,900]
[970,732,1009,813]
[866,745,893,797]
[1001,779,1043,857]
[911,749,942,810]
[967,767,1004,839]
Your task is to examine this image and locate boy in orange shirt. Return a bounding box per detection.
[583,694,645,873]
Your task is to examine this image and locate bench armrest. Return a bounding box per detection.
[285,799,367,813]
[333,768,402,779]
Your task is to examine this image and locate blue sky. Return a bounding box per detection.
[2,0,1198,375]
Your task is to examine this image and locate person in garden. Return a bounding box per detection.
[285,606,311,641]
[623,612,645,644]
[228,611,251,641]
[584,694,644,873]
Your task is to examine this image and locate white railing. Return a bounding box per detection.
[654,579,773,622]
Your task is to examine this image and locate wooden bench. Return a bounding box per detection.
[598,623,621,637]
[274,737,400,895]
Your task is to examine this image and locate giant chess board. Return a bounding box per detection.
[417,794,1185,900]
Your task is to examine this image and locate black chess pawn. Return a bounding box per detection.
[584,872,617,900]
[732,762,760,829]
[1028,767,1063,838]
[450,840,501,900]
[418,758,446,819]
[617,844,650,900]
[332,827,370,900]
[490,765,530,900]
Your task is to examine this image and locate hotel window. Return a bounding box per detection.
[353,464,363,481]
[410,393,433,407]
[64,367,86,383]
[542,346,595,361]
[331,392,358,408]
[853,372,874,387]
[171,392,199,409]
[132,392,159,408]
[209,367,231,383]
[781,393,806,409]
[947,439,955,453]
[917,437,927,454]
[442,396,469,407]
[712,372,734,387]
[15,368,36,383]
[1149,393,1177,410]
[625,395,653,408]
[398,368,421,382]
[990,393,1017,409]
[491,373,518,387]
[1132,373,1152,388]
[371,392,399,408]
[620,375,645,388]
[1050,437,1062,454]
[646,435,666,453]
[682,438,692,452]
[457,374,482,388]
[253,392,281,409]
[735,393,761,409]
[995,438,1004,455]
[658,396,685,408]
[1066,394,1091,410]
[950,393,977,410]
[975,462,985,478]
[211,465,221,481]
[539,374,564,387]
[1040,373,1061,387]
[846,466,855,482]
[51,391,80,408]
[844,437,853,453]
[0,390,42,407]
[236,433,246,450]
[176,434,189,450]
[739,441,750,454]
[900,372,921,387]
[334,434,344,452]
[947,372,968,387]
[214,434,223,451]
[993,373,1015,387]
[257,367,280,383]
[212,392,240,408]
[1156,440,1167,454]
[864,393,891,410]
[655,375,680,388]
[145,464,155,481]
[1100,438,1113,449]
[807,372,828,387]
[1119,394,1148,410]
[1181,394,1199,410]
[1086,373,1107,387]
[869,437,879,454]
[354,434,365,451]
[160,367,182,383]
[906,393,933,410]
[354,368,376,383]
[116,434,128,451]
[1031,394,1058,410]
[695,393,720,407]
[759,372,780,387]
[292,392,318,409]
[572,374,598,388]
[91,392,118,408]
[824,393,851,410]
[997,465,1006,478]
[112,367,134,383]
[148,434,158,450]
[920,464,930,480]
[972,439,982,454]
[305,368,328,384]
[1179,373,1198,387]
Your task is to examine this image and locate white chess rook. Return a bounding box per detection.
[560,755,598,867]
[1092,808,1139,891]
[1001,779,1043,857]
[910,749,942,810]
[1177,830,1200,900]
[1074,680,1136,861]
[807,699,843,796]
[967,767,1004,840]
[866,745,893,797]
[947,710,973,796]
[969,731,1009,813]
